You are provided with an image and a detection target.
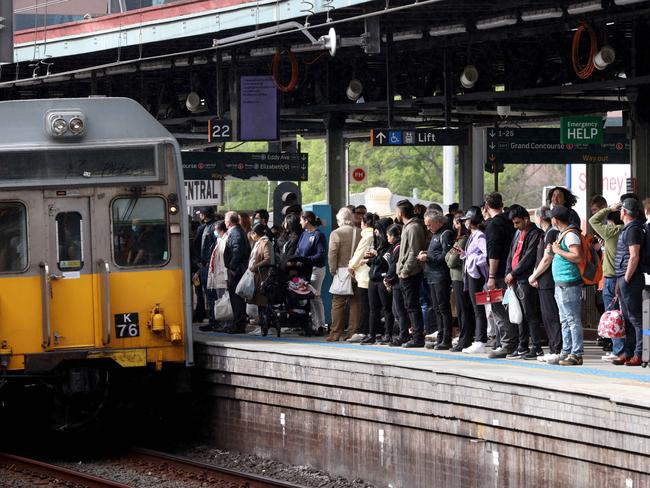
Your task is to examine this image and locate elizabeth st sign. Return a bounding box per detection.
[487,128,629,166]
[182,151,308,181]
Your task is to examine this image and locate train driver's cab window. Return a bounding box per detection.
[0,203,28,273]
[56,212,83,271]
[112,197,169,267]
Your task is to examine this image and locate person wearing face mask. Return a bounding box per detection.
[202,220,229,332]
[459,206,490,354]
[253,209,275,240]
[193,207,218,328]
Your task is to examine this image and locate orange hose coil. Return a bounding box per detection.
[272,49,299,92]
[572,22,597,80]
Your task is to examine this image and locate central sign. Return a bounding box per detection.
[182,151,308,181]
[370,128,469,147]
[560,116,603,145]
[487,128,629,165]
[184,179,224,206]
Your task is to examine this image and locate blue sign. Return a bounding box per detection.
[388,131,403,145]
[371,128,469,147]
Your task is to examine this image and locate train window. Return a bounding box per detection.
[56,212,84,271]
[0,203,28,273]
[112,197,169,267]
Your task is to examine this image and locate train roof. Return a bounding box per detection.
[0,97,174,146]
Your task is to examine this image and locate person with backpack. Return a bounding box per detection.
[418,210,455,350]
[588,201,625,361]
[612,198,645,366]
[550,205,584,366]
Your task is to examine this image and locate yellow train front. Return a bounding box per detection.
[0,97,193,431]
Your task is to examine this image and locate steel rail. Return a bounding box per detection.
[0,452,132,488]
[131,447,310,488]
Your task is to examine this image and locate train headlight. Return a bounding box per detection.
[69,117,85,135]
[45,110,86,139]
[52,117,68,136]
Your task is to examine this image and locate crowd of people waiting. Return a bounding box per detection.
[192,186,650,368]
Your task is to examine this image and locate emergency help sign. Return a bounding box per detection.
[184,179,224,206]
[560,116,603,145]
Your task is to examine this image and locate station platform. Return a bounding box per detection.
[193,328,650,488]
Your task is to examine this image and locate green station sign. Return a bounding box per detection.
[560,116,603,145]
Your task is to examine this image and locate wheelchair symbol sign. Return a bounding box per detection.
[388,131,403,145]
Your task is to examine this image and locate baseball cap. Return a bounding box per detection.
[622,198,640,215]
[550,205,570,222]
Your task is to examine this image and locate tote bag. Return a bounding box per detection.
[329,229,357,296]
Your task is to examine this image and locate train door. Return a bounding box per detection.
[45,198,96,349]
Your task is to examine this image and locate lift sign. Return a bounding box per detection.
[560,116,603,145]
[115,313,140,338]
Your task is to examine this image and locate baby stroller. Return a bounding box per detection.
[260,256,315,337]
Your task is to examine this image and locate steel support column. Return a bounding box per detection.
[585,164,602,230]
[459,127,484,208]
[326,114,347,225]
[631,90,650,200]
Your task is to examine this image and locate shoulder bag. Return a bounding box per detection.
[329,228,357,295]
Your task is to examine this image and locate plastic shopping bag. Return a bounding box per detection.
[506,286,523,325]
[235,269,256,301]
[214,293,233,322]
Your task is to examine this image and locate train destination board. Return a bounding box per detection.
[182,151,308,181]
[371,128,469,147]
[487,128,629,165]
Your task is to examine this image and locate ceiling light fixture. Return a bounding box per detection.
[521,8,563,22]
[567,1,602,15]
[429,23,466,36]
[476,15,518,30]
[383,30,423,41]
[614,0,649,5]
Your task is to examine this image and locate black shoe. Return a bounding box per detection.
[506,348,529,359]
[450,344,465,352]
[522,349,544,360]
[389,339,405,347]
[434,343,452,351]
[198,324,218,332]
[379,335,392,345]
[360,336,376,345]
[224,326,246,334]
[402,340,425,348]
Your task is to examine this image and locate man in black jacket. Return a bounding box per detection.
[505,205,544,359]
[418,210,454,349]
[224,211,251,333]
[484,192,518,358]
[194,207,217,331]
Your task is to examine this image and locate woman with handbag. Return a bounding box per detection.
[458,206,490,354]
[247,224,274,321]
[445,211,475,352]
[201,220,229,332]
[362,217,395,345]
[346,213,378,343]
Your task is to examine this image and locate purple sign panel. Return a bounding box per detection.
[240,75,279,141]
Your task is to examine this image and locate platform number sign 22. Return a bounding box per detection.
[208,119,233,143]
[115,313,140,338]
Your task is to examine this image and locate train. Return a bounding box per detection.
[0,97,193,431]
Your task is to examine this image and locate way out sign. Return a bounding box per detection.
[351,166,367,184]
[561,116,603,145]
[185,179,224,206]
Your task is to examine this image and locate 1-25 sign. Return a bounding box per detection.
[208,118,233,143]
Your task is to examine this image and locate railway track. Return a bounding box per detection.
[0,451,131,487]
[0,448,309,488]
[128,447,309,488]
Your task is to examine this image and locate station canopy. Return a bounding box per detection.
[1,0,649,145]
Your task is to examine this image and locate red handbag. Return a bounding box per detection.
[475,289,504,306]
[598,299,625,339]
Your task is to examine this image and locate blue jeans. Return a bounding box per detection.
[554,285,584,357]
[603,276,624,356]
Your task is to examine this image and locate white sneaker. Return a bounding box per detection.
[346,333,367,343]
[537,354,549,362]
[462,341,488,354]
[247,326,262,336]
[425,331,438,342]
[451,337,459,347]
[601,352,617,361]
[545,354,560,365]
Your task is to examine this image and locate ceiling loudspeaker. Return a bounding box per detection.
[185,91,203,113]
[346,79,363,101]
[593,45,616,70]
[460,65,479,89]
[319,27,338,57]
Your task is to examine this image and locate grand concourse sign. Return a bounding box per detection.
[487,128,630,165]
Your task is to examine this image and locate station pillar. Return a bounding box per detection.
[631,89,650,199]
[325,114,347,225]
[459,127,485,209]
[585,164,602,229]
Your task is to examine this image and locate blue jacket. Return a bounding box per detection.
[296,229,327,267]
